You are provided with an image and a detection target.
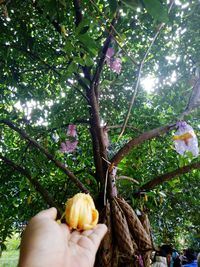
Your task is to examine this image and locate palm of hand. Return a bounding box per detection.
[19,208,107,267]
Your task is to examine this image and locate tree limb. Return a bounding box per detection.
[137,161,200,193]
[73,0,83,26]
[1,119,89,194]
[0,154,62,216]
[107,124,140,132]
[88,0,138,66]
[118,0,175,139]
[111,123,176,166]
[92,13,119,97]
[83,13,120,194]
[86,88,108,184]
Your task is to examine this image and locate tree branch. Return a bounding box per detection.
[111,123,176,166]
[137,161,200,193]
[107,124,140,132]
[0,154,62,216]
[88,0,138,66]
[73,0,83,26]
[1,119,89,194]
[92,13,119,97]
[86,88,108,184]
[118,0,175,139]
[83,13,120,193]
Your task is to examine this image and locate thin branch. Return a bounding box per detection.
[66,78,89,102]
[75,73,90,90]
[137,161,200,193]
[111,123,176,166]
[179,76,200,120]
[92,34,112,90]
[0,154,62,216]
[1,120,89,194]
[107,124,140,132]
[117,61,143,140]
[88,0,138,66]
[118,0,175,139]
[92,13,119,91]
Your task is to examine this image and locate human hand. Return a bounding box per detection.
[18,207,107,267]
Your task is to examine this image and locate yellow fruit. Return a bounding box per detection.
[65,193,99,230]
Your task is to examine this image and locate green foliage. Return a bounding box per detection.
[143,0,169,23]
[0,234,20,267]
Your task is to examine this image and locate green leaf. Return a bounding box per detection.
[63,41,75,53]
[84,56,94,66]
[75,18,90,35]
[74,56,85,66]
[78,33,98,56]
[143,0,169,23]
[67,61,78,74]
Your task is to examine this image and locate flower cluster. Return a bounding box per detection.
[105,47,122,74]
[60,124,78,153]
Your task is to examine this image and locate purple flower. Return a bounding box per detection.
[67,124,77,138]
[60,124,78,153]
[105,47,122,74]
[60,140,78,153]
[110,58,122,74]
[138,255,144,267]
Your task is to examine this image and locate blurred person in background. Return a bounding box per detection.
[152,245,172,267]
[182,249,197,267]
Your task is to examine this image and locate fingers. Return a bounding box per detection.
[34,207,57,220]
[81,229,94,237]
[69,231,81,243]
[88,224,107,249]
